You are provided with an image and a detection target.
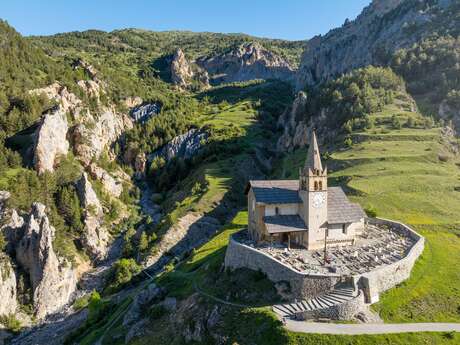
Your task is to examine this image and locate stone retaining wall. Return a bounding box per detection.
[295,292,366,321]
[225,236,340,300]
[357,218,425,303]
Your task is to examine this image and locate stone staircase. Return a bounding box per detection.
[273,287,357,320]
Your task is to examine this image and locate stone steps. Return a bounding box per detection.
[273,287,357,319]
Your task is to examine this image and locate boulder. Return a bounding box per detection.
[33,108,69,174]
[15,203,77,319]
[134,153,147,180]
[77,173,110,261]
[29,82,81,114]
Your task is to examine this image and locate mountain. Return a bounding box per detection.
[0,1,459,344]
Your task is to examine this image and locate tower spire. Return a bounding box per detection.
[305,130,323,172]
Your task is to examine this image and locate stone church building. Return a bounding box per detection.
[246,132,365,250]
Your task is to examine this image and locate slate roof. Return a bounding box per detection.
[264,215,307,234]
[248,181,366,225]
[250,180,301,204]
[327,187,366,224]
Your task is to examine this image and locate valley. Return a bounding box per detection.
[0,0,459,344]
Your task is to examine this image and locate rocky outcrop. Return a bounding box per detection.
[130,102,161,123]
[15,203,77,319]
[439,99,460,131]
[171,48,209,89]
[72,109,133,166]
[171,48,194,87]
[87,164,123,198]
[29,82,81,114]
[197,42,295,84]
[134,152,147,180]
[150,128,208,163]
[0,255,18,316]
[296,0,456,90]
[77,173,110,261]
[277,91,309,151]
[33,108,70,174]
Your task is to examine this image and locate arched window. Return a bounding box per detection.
[275,207,279,215]
[314,181,318,191]
[319,181,323,190]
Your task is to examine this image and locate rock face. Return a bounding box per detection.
[150,128,208,163]
[72,109,132,166]
[87,164,123,198]
[277,91,309,151]
[170,48,209,89]
[197,42,295,84]
[134,152,147,179]
[29,82,81,114]
[77,173,110,261]
[0,255,18,316]
[130,102,161,123]
[15,203,77,319]
[33,108,70,174]
[439,99,460,131]
[296,0,454,90]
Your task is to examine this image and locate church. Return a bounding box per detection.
[246,132,366,251]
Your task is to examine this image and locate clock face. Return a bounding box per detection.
[312,193,326,208]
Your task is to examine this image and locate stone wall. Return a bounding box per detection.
[357,217,424,303]
[225,236,340,300]
[295,292,366,321]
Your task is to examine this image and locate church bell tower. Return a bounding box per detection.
[299,131,328,250]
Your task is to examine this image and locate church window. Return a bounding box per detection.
[319,181,323,190]
[342,224,347,234]
[275,207,279,215]
[314,181,319,191]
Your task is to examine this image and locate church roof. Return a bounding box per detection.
[264,215,307,234]
[305,131,323,172]
[248,181,365,224]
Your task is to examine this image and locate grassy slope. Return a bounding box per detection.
[124,98,460,344]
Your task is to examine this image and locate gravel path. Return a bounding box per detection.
[284,320,460,335]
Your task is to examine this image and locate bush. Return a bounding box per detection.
[0,313,22,333]
[365,206,378,217]
[344,137,353,147]
[105,258,141,293]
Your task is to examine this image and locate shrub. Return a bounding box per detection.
[365,206,378,217]
[344,137,353,147]
[0,313,22,333]
[105,258,141,293]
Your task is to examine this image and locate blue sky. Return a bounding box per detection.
[0,0,371,40]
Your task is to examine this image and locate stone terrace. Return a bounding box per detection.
[235,223,416,276]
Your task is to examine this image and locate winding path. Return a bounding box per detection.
[284,320,460,335]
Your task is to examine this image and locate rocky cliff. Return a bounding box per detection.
[171,48,209,89]
[197,42,295,84]
[15,203,77,319]
[33,108,70,174]
[296,0,456,90]
[0,255,17,317]
[77,173,110,261]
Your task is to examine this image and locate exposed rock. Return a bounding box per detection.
[29,82,81,114]
[171,48,195,88]
[143,213,220,270]
[15,203,77,319]
[296,0,454,89]
[72,109,133,166]
[277,91,308,151]
[88,164,123,198]
[77,173,110,261]
[123,283,162,326]
[150,128,208,163]
[197,42,295,84]
[123,96,143,109]
[134,152,147,180]
[171,48,209,89]
[0,255,18,316]
[32,108,69,174]
[77,79,101,98]
[130,102,161,123]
